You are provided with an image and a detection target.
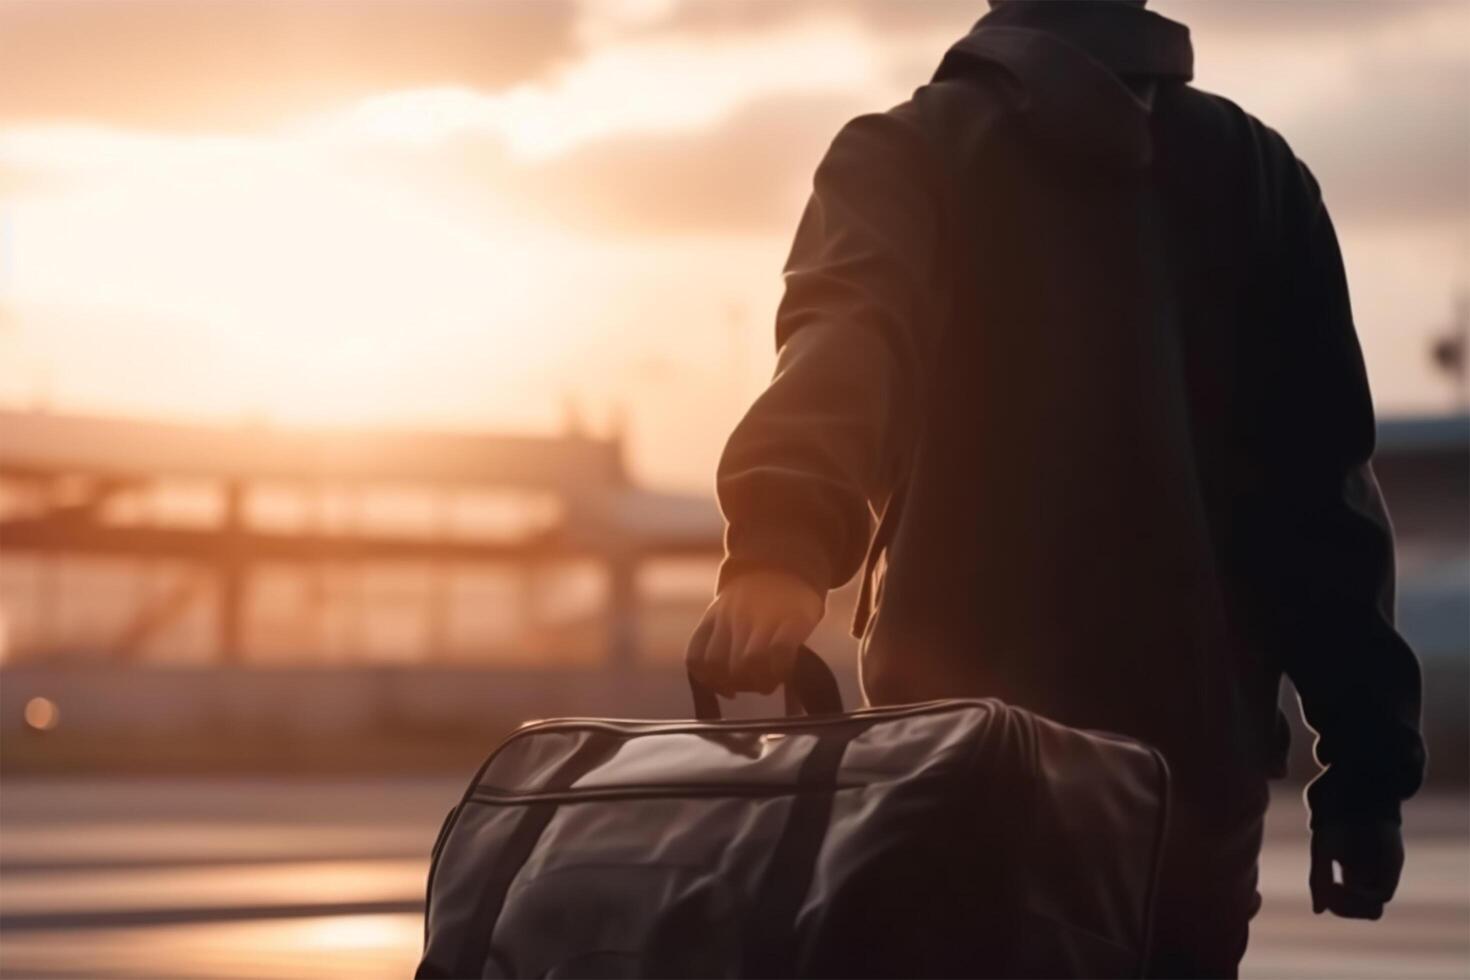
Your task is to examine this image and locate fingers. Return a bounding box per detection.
[702,616,735,698]
[1336,849,1398,920]
[1317,883,1385,920]
[731,617,810,696]
[690,602,783,699]
[1309,825,1401,920]
[1312,850,1382,919]
[765,624,804,693]
[1343,858,1399,905]
[685,570,825,701]
[1319,869,1391,919]
[731,620,782,695]
[685,608,734,698]
[1309,836,1335,915]
[727,604,760,692]
[685,613,714,677]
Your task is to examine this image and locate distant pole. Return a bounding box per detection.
[606,547,639,670]
[306,481,328,656]
[36,481,58,658]
[426,492,452,662]
[348,489,366,661]
[1430,292,1469,411]
[217,479,246,664]
[606,401,630,486]
[561,394,586,437]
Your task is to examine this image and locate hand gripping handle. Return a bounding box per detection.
[688,645,844,721]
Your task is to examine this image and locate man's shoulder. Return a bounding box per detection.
[814,94,957,190]
[819,74,1017,179]
[1176,85,1322,214]
[908,71,1018,128]
[1169,85,1300,167]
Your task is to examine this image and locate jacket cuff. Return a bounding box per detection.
[718,521,835,597]
[1305,766,1407,829]
[1305,722,1426,829]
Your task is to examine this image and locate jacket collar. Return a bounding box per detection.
[975,2,1192,82]
[932,2,1193,168]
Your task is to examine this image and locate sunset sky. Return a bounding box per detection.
[1,0,1466,490]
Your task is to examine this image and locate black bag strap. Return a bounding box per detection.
[687,645,844,721]
[683,647,855,972]
[743,717,870,977]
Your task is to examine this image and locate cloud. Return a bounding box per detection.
[1287,54,1470,229]
[615,0,976,40]
[1184,0,1470,232]
[622,0,1449,48]
[3,0,1465,244]
[494,94,865,235]
[306,92,861,240]
[1156,0,1454,39]
[0,0,579,131]
[314,20,878,160]
[0,13,884,239]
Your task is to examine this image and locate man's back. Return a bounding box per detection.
[856,72,1282,775]
[687,2,1424,973]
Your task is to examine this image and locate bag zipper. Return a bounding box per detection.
[467,780,863,807]
[506,696,1005,742]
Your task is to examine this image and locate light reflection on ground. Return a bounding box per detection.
[0,858,424,916]
[0,914,422,980]
[0,777,1465,979]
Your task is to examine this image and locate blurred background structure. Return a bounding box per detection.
[0,1,1466,977]
[0,407,1465,778]
[0,407,735,769]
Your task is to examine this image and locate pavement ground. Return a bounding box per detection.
[0,778,1465,979]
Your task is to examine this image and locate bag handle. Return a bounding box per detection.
[688,645,844,721]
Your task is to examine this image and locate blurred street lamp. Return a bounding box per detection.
[24,696,60,732]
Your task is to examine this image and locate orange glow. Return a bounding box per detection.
[1,2,1465,489]
[23,696,59,731]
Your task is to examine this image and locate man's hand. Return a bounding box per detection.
[1309,819,1404,920]
[685,570,824,697]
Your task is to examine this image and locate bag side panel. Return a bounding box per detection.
[1014,713,1170,976]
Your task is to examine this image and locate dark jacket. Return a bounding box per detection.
[716,2,1424,823]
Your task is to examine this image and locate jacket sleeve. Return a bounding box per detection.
[715,110,949,595]
[1267,161,1426,827]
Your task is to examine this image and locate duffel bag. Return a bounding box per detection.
[417,648,1169,978]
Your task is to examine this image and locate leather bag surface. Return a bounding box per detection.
[417,650,1169,979]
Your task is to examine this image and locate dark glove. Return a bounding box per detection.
[1309,819,1404,920]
